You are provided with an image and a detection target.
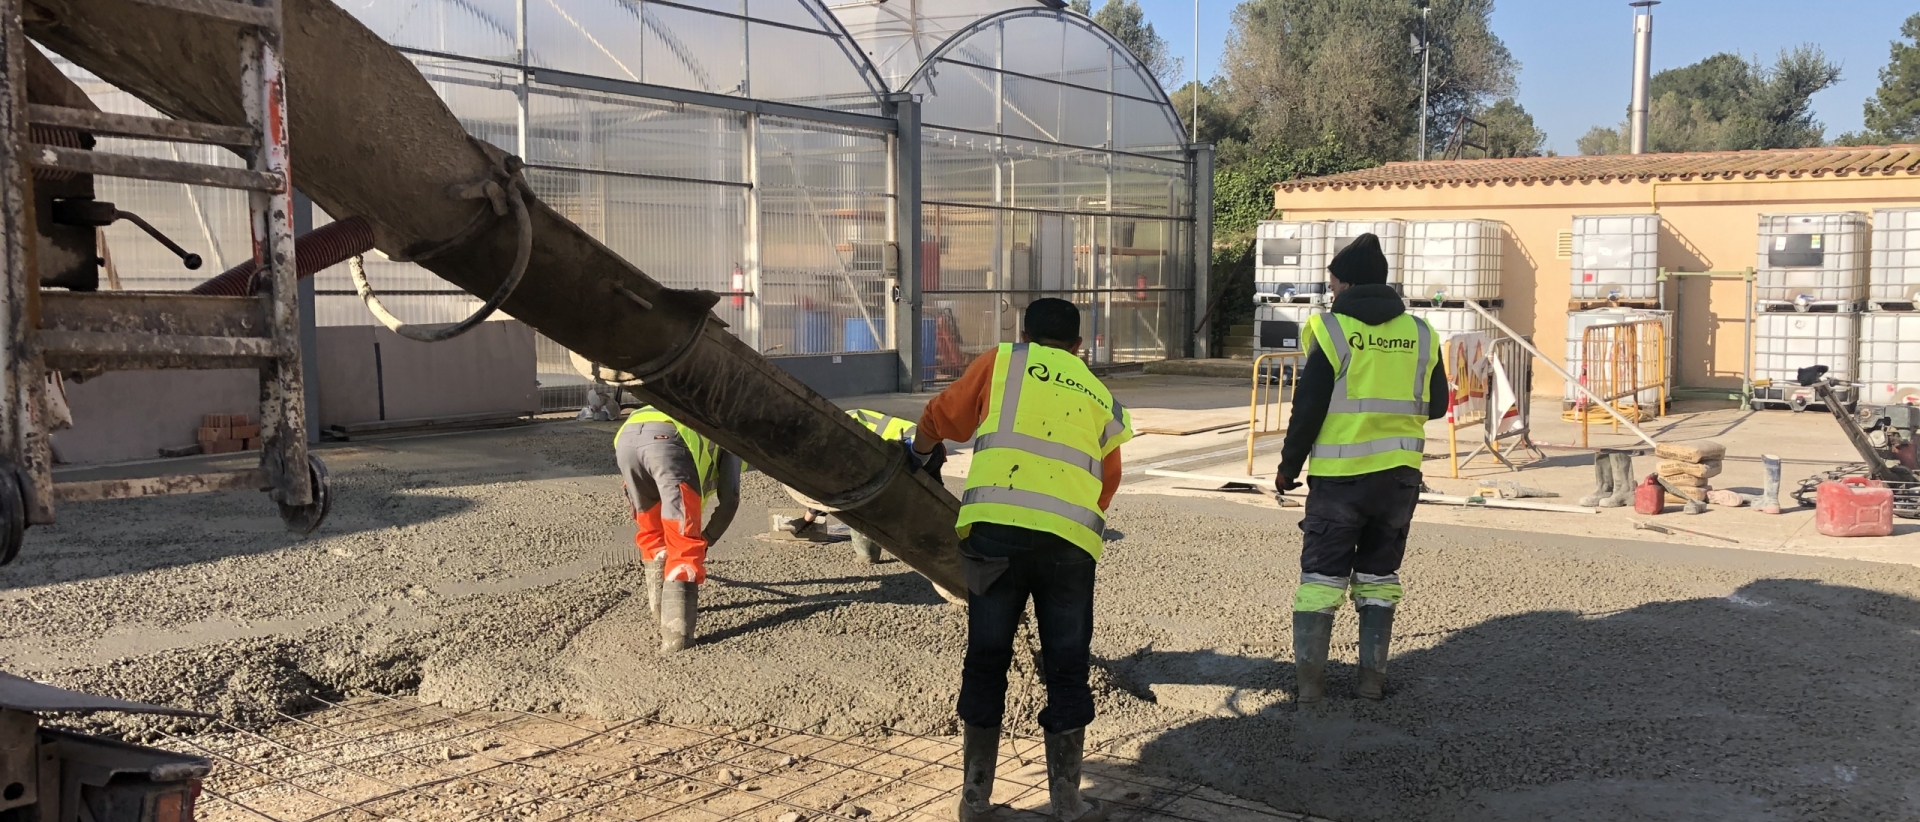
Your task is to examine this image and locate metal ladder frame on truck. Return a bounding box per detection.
[0,0,329,565]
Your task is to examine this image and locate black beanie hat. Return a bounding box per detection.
[1328,233,1389,286]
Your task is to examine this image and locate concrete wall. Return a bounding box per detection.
[316,320,538,427]
[55,369,258,465]
[769,351,899,398]
[1275,176,1920,396]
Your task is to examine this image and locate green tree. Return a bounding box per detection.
[1841,13,1920,144]
[1217,0,1517,163]
[1168,79,1247,146]
[1579,48,1842,154]
[1073,0,1182,86]
[1462,97,1544,157]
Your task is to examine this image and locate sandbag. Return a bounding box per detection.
[1658,459,1723,479]
[1655,440,1726,463]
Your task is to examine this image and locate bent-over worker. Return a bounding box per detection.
[1276,234,1448,703]
[915,298,1132,822]
[615,405,742,653]
[782,408,945,562]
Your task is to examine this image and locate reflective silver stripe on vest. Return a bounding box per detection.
[1310,436,1427,459]
[1101,400,1127,448]
[997,343,1029,434]
[1412,319,1433,403]
[1327,397,1428,414]
[974,432,1102,479]
[1320,313,1352,374]
[962,485,1106,535]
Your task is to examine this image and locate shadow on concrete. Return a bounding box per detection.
[1127,578,1920,822]
[699,569,949,645]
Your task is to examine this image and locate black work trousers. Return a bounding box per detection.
[1299,466,1423,579]
[956,524,1097,734]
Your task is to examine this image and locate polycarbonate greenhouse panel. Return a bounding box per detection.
[1754,311,1860,385]
[1254,221,1329,298]
[1859,312,1920,405]
[1755,212,1868,304]
[1571,214,1660,301]
[1403,220,1503,302]
[1563,308,1673,404]
[1870,208,1920,306]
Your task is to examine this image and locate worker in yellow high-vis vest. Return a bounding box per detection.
[780,409,945,563]
[915,298,1132,822]
[1275,234,1448,704]
[615,405,742,653]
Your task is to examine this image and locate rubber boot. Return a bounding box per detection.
[1043,727,1107,821]
[642,559,664,624]
[1292,611,1335,705]
[1754,453,1783,514]
[1600,451,1635,508]
[1355,605,1396,700]
[658,580,698,653]
[1577,451,1613,507]
[955,724,1000,821]
[851,531,881,564]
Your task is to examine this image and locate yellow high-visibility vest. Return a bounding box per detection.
[617,406,722,504]
[1302,312,1441,477]
[956,343,1133,558]
[847,408,917,442]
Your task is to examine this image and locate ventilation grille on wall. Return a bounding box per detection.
[1556,229,1574,260]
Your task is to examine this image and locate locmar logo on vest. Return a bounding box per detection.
[1026,362,1105,403]
[1347,331,1418,352]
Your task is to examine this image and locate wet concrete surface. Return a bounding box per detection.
[5,422,1920,821]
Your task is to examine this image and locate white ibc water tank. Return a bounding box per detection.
[1755,212,1868,305]
[1326,219,1407,290]
[1253,303,1322,353]
[1403,219,1503,302]
[1562,308,1673,404]
[1407,305,1499,341]
[1870,208,1920,307]
[1254,221,1329,299]
[1859,312,1920,406]
[1753,311,1860,388]
[1570,214,1660,301]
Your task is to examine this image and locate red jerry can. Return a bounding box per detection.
[1816,478,1894,537]
[1633,474,1665,515]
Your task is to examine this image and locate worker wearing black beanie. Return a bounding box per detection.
[1273,231,1450,705]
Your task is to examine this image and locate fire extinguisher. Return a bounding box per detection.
[1135,274,1148,300]
[731,264,745,308]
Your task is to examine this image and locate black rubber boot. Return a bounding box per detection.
[955,724,1000,821]
[1578,451,1613,507]
[1355,605,1396,700]
[642,559,664,623]
[851,531,882,564]
[1600,451,1635,508]
[659,580,698,653]
[1293,611,1335,705]
[1044,727,1107,821]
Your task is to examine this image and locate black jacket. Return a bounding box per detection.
[1277,284,1450,482]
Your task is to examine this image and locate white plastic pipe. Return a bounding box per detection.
[1462,300,1660,449]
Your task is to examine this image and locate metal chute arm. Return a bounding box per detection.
[26,0,966,596]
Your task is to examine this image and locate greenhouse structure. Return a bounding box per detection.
[64,0,1210,406]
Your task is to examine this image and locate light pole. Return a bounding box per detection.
[1414,3,1431,160]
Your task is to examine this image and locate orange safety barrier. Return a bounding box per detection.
[1246,351,1305,475]
[1570,319,1667,447]
[1447,334,1543,477]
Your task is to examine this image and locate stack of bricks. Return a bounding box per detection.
[198,413,262,455]
[1654,439,1725,504]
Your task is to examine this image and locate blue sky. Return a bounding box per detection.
[1134,0,1915,154]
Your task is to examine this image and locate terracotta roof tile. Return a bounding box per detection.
[1278,145,1920,191]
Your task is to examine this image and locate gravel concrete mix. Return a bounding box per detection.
[5,423,1920,821]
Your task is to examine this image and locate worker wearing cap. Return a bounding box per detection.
[782,409,945,562]
[916,298,1132,822]
[1275,234,1448,703]
[615,405,742,653]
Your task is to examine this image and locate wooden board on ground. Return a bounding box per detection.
[1419,493,1598,514]
[1143,469,1300,506]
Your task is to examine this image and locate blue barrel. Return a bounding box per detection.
[797,310,831,354]
[844,318,886,352]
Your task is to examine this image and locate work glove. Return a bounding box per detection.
[903,440,929,473]
[921,441,948,482]
[1274,470,1302,504]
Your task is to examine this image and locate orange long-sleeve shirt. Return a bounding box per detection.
[915,348,1125,511]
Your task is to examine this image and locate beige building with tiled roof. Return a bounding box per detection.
[1274,145,1920,399]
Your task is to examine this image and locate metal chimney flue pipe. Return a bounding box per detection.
[1628,1,1659,154]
